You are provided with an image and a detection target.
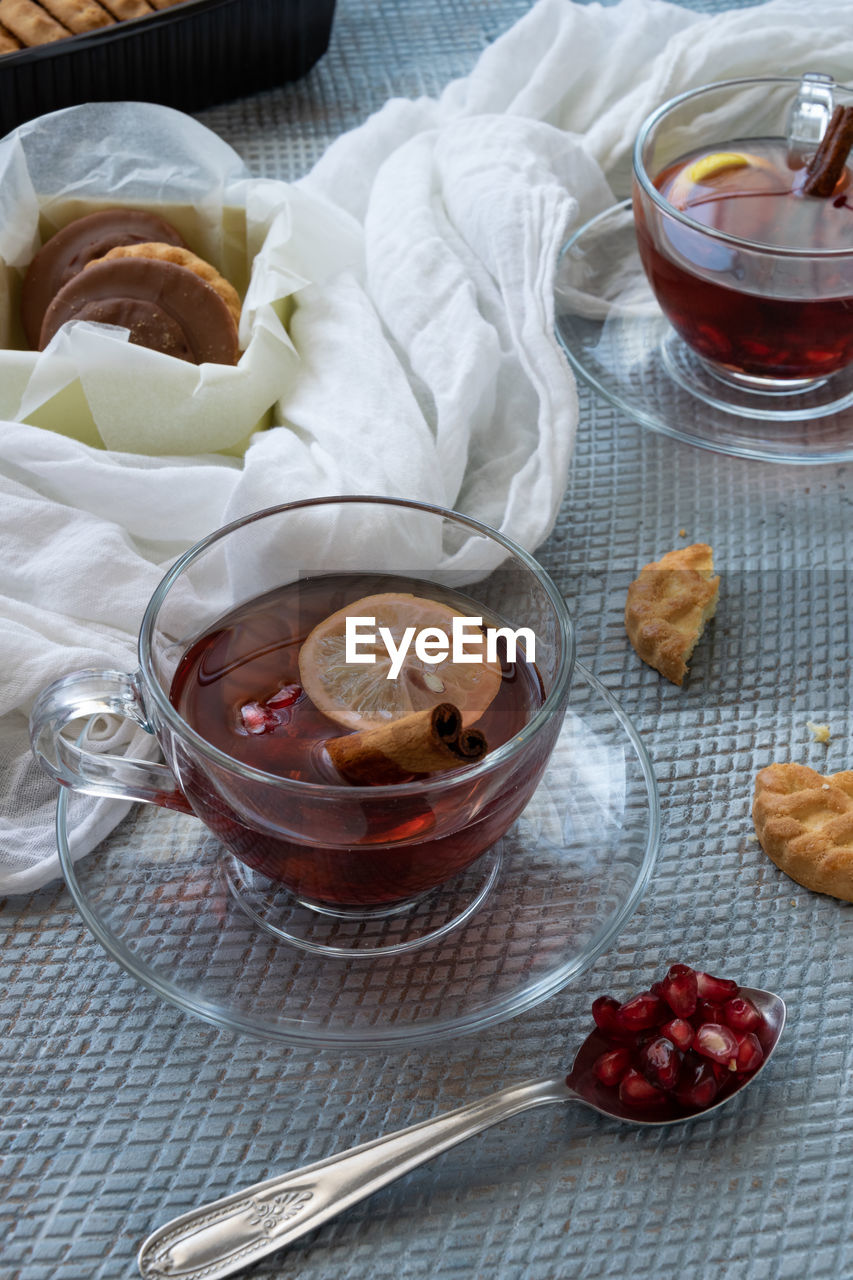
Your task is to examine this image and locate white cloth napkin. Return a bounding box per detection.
[2,0,852,894]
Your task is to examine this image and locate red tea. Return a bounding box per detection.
[168,573,548,906]
[634,138,853,380]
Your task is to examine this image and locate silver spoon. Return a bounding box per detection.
[137,987,785,1280]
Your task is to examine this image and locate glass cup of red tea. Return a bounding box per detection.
[31,497,575,912]
[632,75,853,393]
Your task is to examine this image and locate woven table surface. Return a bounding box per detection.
[3,1,853,1278]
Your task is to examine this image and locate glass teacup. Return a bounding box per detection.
[30,497,574,911]
[632,75,853,391]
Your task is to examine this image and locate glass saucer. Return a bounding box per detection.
[56,661,659,1051]
[554,201,853,465]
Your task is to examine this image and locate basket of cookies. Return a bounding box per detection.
[0,100,359,453]
[0,0,335,135]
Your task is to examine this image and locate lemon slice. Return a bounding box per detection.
[668,151,772,209]
[298,592,502,732]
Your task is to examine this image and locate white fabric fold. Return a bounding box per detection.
[2,0,853,892]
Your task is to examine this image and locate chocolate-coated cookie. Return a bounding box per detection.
[21,207,187,349]
[39,255,240,365]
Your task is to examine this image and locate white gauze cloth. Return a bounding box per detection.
[2,0,852,893]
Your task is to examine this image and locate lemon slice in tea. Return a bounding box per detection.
[668,151,776,210]
[298,592,502,732]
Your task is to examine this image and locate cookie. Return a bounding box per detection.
[624,543,720,685]
[0,17,21,47]
[39,0,113,33]
[21,208,187,350]
[753,762,853,902]
[0,0,70,45]
[39,255,240,366]
[98,0,151,16]
[94,242,241,330]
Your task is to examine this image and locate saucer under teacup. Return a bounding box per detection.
[55,662,659,1051]
[555,201,853,465]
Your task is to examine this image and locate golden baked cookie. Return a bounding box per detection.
[39,0,113,33]
[624,543,720,685]
[92,242,241,329]
[753,762,853,902]
[98,0,151,16]
[0,0,70,44]
[0,17,21,47]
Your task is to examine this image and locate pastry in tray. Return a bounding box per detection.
[0,0,186,54]
[753,762,853,902]
[624,543,720,685]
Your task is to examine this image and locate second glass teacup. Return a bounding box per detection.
[30,496,574,912]
[632,75,853,392]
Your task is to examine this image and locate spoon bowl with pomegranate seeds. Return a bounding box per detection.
[139,964,785,1280]
[567,964,786,1125]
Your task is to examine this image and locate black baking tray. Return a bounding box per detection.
[0,0,336,137]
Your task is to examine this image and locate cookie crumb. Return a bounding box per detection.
[678,529,687,538]
[806,720,831,744]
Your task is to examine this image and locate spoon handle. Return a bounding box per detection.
[137,1074,574,1280]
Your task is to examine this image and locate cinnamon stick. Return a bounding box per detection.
[803,104,853,197]
[326,702,488,785]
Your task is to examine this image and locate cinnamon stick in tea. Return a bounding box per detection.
[803,104,853,197]
[326,702,488,785]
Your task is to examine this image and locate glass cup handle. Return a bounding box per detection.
[786,72,835,167]
[29,668,189,811]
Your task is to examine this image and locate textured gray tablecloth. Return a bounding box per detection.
[3,1,853,1278]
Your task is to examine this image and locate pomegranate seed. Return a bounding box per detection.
[693,998,725,1027]
[695,971,739,1003]
[593,1047,632,1087]
[240,701,275,734]
[735,1032,764,1073]
[675,1056,721,1109]
[709,1059,732,1085]
[695,322,732,355]
[591,996,622,1036]
[693,1023,739,1070]
[617,992,669,1031]
[618,1068,667,1109]
[659,963,698,1018]
[722,995,763,1035]
[639,1036,682,1091]
[661,1018,694,1052]
[267,684,302,708]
